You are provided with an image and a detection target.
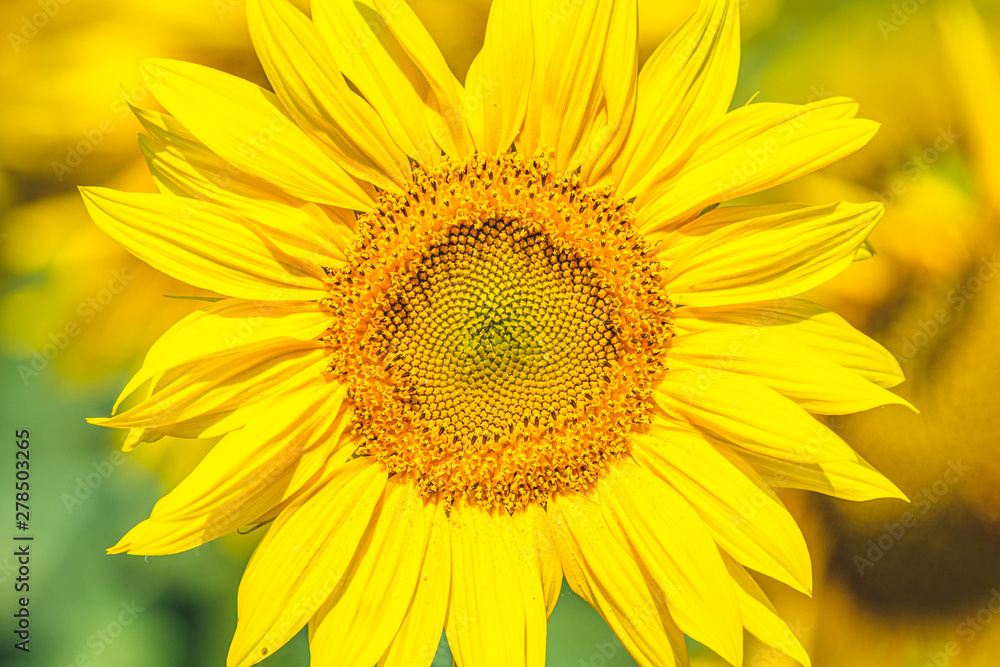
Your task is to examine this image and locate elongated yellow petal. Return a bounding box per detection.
[238,201,353,269]
[378,499,451,667]
[548,488,688,667]
[80,188,330,300]
[109,384,352,555]
[139,136,354,269]
[228,458,386,667]
[742,448,907,502]
[113,299,330,413]
[137,133,295,221]
[676,96,861,170]
[312,0,443,165]
[520,0,637,180]
[581,0,637,183]
[132,102,220,161]
[517,0,559,160]
[92,344,327,437]
[247,0,410,191]
[446,499,547,667]
[654,369,858,464]
[674,298,905,388]
[134,104,361,236]
[632,427,812,593]
[722,555,811,667]
[668,326,910,414]
[647,203,806,261]
[132,104,299,206]
[371,0,473,159]
[240,430,359,531]
[140,58,374,209]
[511,502,562,618]
[616,0,740,197]
[601,460,744,666]
[637,98,877,229]
[309,478,427,667]
[664,202,883,307]
[464,0,533,155]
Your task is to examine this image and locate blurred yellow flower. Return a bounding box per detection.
[736,2,1000,665]
[744,1,988,327]
[0,0,267,179]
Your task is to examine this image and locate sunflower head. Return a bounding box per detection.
[82,1,909,666]
[329,152,674,512]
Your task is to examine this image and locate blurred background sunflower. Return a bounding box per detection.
[2,0,999,666]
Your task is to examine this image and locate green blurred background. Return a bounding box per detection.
[3,0,1000,665]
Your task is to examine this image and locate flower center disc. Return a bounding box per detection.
[327,154,673,511]
[386,217,615,438]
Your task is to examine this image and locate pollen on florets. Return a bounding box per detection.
[325,152,674,512]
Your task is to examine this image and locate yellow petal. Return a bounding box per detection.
[371,0,473,160]
[312,0,444,165]
[616,0,740,197]
[139,135,355,269]
[601,460,744,666]
[661,95,863,175]
[228,458,387,667]
[637,98,878,230]
[108,384,352,555]
[664,201,883,307]
[647,202,806,262]
[80,188,330,300]
[92,344,327,438]
[674,298,905,388]
[234,200,353,270]
[511,502,562,618]
[132,104,299,207]
[134,103,360,238]
[140,58,374,209]
[309,478,427,667]
[137,133,289,218]
[722,554,812,667]
[633,427,812,594]
[668,325,910,414]
[113,299,330,413]
[520,0,637,180]
[548,487,689,667]
[247,0,410,191]
[241,424,358,530]
[378,499,451,667]
[742,449,908,502]
[653,369,858,464]
[446,499,547,667]
[464,0,533,155]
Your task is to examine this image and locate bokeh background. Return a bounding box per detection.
[2,0,1000,665]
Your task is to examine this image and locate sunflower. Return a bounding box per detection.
[82,0,909,665]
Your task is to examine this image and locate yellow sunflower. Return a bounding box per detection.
[83,0,909,665]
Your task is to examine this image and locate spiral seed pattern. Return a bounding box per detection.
[325,153,674,511]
